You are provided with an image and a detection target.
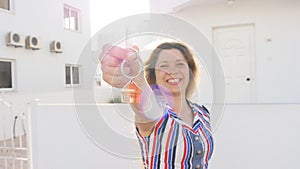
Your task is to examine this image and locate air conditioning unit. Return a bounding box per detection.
[50,41,63,53]
[26,36,41,50]
[7,32,24,47]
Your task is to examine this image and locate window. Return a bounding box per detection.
[0,59,15,90]
[64,5,80,31]
[65,65,81,86]
[0,0,10,11]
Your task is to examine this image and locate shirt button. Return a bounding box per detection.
[194,136,199,141]
[195,164,201,169]
[196,150,202,155]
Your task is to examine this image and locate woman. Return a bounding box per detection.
[101,42,214,169]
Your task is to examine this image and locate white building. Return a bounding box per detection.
[0,0,93,168]
[0,0,92,104]
[0,0,300,169]
[151,0,300,104]
[150,0,300,169]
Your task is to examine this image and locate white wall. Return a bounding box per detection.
[0,0,91,139]
[30,104,142,169]
[168,0,300,103]
[0,0,91,93]
[147,3,300,168]
[29,103,300,169]
[211,104,300,169]
[150,0,190,13]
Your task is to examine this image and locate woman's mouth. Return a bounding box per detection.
[166,78,181,85]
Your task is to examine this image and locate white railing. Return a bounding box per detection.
[0,92,29,169]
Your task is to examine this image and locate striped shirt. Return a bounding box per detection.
[136,101,214,169]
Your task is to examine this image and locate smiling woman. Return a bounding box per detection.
[100,42,214,169]
[145,42,199,99]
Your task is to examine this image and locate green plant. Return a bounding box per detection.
[108,96,122,103]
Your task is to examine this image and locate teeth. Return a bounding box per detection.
[167,79,180,83]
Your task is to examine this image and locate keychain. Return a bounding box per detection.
[120,50,143,103]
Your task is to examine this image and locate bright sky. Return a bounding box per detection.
[90,0,150,36]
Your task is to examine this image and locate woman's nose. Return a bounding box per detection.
[166,65,178,75]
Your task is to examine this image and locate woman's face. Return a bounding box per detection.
[155,49,190,97]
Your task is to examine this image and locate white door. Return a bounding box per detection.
[213,24,255,103]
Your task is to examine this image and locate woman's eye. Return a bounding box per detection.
[176,62,186,66]
[159,65,168,68]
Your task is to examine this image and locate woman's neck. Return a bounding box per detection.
[164,93,189,115]
[167,94,193,126]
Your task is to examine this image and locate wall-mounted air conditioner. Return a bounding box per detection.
[7,32,24,47]
[26,36,41,50]
[50,41,63,53]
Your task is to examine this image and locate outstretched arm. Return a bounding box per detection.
[100,44,162,136]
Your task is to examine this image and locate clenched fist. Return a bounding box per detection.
[99,44,143,88]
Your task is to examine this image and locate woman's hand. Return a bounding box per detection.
[99,44,141,88]
[99,44,161,136]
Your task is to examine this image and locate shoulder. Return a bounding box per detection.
[189,101,213,131]
[188,101,211,119]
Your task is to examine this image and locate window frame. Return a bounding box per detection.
[63,4,81,32]
[0,0,13,12]
[65,64,81,87]
[0,58,16,91]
